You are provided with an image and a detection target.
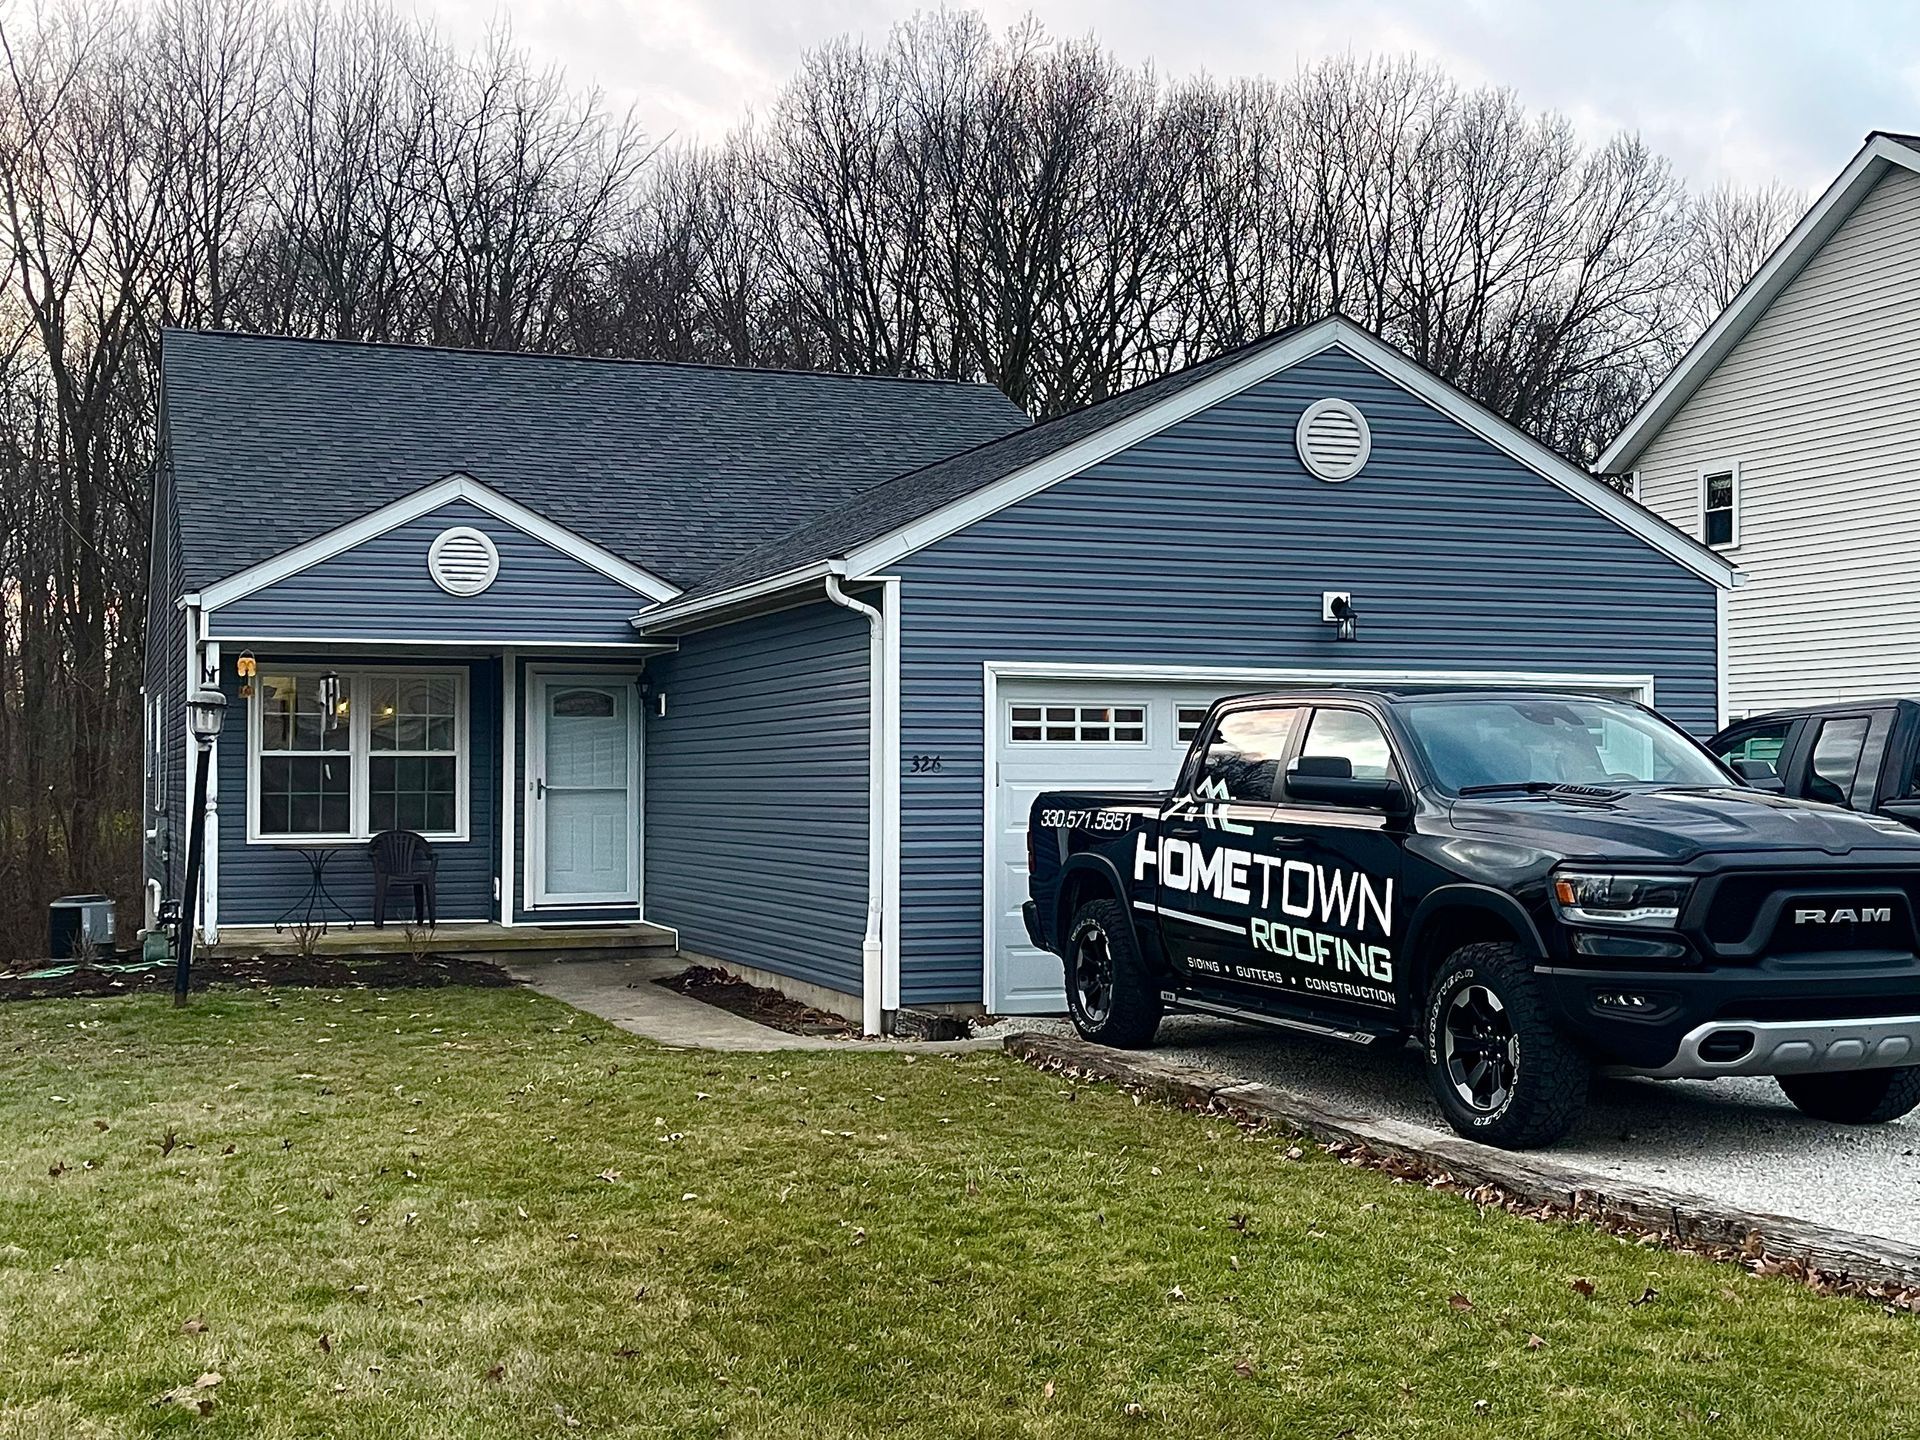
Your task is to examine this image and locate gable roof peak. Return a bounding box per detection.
[1599,131,1920,472]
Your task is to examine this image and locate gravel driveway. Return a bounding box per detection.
[981,1013,1920,1247]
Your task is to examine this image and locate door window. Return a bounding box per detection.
[1807,716,1870,808]
[1715,720,1792,770]
[1193,708,1299,802]
[1293,708,1396,789]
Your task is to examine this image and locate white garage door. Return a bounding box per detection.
[986,671,1654,1014]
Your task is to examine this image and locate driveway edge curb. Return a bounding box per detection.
[1002,1030,1920,1300]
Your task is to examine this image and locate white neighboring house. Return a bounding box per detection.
[1600,130,1920,723]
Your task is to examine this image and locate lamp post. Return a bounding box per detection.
[175,687,228,1007]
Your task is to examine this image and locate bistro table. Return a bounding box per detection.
[272,844,359,935]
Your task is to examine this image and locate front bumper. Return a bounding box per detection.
[1631,1014,1920,1079]
[1537,953,1920,1072]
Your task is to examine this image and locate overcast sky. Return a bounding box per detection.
[414,0,1920,195]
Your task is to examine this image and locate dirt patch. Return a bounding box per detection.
[657,964,856,1038]
[0,950,518,1002]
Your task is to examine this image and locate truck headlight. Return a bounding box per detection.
[1550,872,1691,928]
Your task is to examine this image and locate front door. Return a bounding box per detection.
[529,674,639,907]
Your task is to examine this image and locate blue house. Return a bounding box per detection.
[144,317,1737,1028]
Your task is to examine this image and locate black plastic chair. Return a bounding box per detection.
[368,829,438,929]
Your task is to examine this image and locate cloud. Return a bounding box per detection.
[414,0,1920,191]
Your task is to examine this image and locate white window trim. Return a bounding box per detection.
[246,666,471,846]
[1698,462,1741,550]
[1004,699,1150,746]
[1176,704,1211,745]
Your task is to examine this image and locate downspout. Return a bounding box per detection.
[825,571,888,1036]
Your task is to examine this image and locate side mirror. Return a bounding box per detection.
[1288,755,1409,815]
[1730,757,1786,793]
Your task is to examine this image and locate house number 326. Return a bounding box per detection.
[908,754,944,773]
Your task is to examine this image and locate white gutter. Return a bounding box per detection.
[824,570,890,1036]
[631,561,835,634]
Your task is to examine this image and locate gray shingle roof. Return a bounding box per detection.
[161,330,1030,589]
[677,326,1310,601]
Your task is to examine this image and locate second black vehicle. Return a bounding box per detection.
[1024,687,1920,1148]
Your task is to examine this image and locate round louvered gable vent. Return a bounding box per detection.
[427,526,500,596]
[1295,398,1372,482]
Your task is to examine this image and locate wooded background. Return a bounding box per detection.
[0,0,1798,956]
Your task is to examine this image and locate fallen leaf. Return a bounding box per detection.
[1283,1146,1305,1161]
[92,1119,109,1132]
[317,1333,331,1354]
[1570,1277,1596,1299]
[1448,1292,1474,1312]
[1233,1359,1256,1378]
[181,1317,209,1335]
[1168,1285,1186,1302]
[1042,1380,1055,1399]
[47,1161,66,1178]
[1229,1255,1240,1271]
[1630,1286,1659,1307]
[597,1169,621,1183]
[1525,1334,1545,1351]
[483,1364,504,1384]
[1473,1399,1491,1415]
[1123,1402,1146,1418]
[159,1131,179,1157]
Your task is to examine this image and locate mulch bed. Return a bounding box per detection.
[657,963,856,1037]
[0,951,518,1002]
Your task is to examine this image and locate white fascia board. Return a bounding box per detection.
[1334,337,1739,589]
[841,318,1349,576]
[196,472,681,612]
[1598,136,1920,473]
[629,560,838,634]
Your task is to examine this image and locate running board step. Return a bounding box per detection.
[1159,992,1384,1046]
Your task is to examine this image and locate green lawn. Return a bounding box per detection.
[0,987,1915,1439]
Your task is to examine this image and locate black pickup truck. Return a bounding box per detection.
[1023,687,1920,1148]
[1711,700,1920,827]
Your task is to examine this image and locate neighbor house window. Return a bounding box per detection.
[252,666,467,841]
[1701,466,1739,548]
[1176,705,1211,744]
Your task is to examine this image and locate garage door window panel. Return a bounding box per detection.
[1008,703,1146,745]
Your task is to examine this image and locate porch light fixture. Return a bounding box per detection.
[1323,591,1359,642]
[187,687,228,743]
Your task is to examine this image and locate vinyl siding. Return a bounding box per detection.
[213,657,499,925]
[895,343,1721,1005]
[1634,166,1920,717]
[143,452,189,902]
[206,499,650,645]
[644,599,871,997]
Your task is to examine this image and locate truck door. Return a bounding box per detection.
[1150,705,1299,980]
[1253,706,1406,1018]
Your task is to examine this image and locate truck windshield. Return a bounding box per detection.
[1399,697,1730,795]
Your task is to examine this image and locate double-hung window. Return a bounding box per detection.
[252,667,466,842]
[1700,465,1739,548]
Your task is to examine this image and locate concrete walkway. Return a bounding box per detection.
[505,954,995,1054]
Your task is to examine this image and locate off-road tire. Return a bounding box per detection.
[1777,1067,1920,1125]
[1422,941,1589,1149]
[1063,896,1161,1049]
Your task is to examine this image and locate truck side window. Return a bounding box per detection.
[1296,708,1396,784]
[1715,720,1792,771]
[1194,708,1298,802]
[1807,717,1869,808]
